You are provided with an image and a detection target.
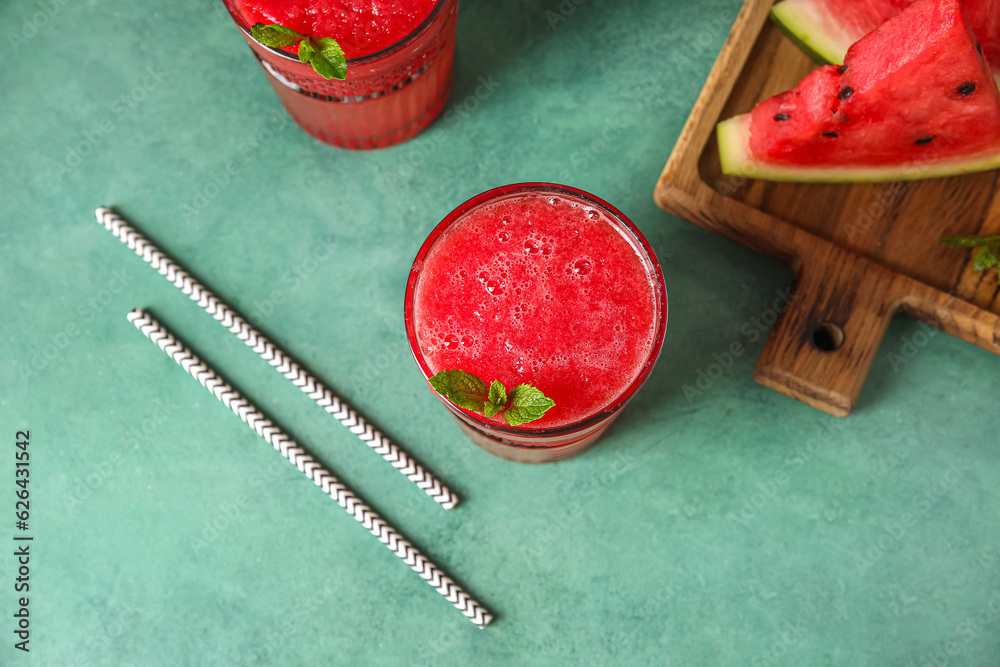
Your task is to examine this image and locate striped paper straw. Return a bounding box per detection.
[95,207,458,511]
[127,309,492,628]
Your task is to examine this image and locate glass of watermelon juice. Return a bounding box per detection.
[405,184,668,463]
[221,0,457,149]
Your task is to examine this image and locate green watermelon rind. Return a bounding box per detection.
[717,114,1000,183]
[769,3,841,65]
[769,1,847,66]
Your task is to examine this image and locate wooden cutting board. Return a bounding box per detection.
[654,0,1000,417]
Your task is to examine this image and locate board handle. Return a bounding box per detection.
[752,249,899,417]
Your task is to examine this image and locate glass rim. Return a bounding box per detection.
[404,182,669,440]
[222,0,451,66]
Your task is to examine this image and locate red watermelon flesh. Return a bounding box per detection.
[771,0,1000,74]
[966,0,1000,72]
[749,0,1000,168]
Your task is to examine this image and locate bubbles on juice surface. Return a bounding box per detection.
[511,301,532,320]
[571,259,592,275]
[420,321,479,355]
[523,232,555,258]
[485,278,505,295]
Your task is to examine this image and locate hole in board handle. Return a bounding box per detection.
[812,323,844,352]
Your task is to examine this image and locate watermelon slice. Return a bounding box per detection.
[771,0,1000,75]
[719,0,1000,182]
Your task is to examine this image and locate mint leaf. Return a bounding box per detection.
[251,24,347,80]
[297,36,346,80]
[309,37,347,80]
[483,403,502,418]
[503,384,556,427]
[974,244,1000,272]
[941,235,1000,248]
[484,380,507,417]
[488,380,507,405]
[427,371,555,427]
[297,37,315,63]
[251,23,306,48]
[428,370,489,413]
[941,235,1000,272]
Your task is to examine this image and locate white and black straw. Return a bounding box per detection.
[96,207,458,511]
[126,309,492,628]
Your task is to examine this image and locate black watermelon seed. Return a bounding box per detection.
[836,65,848,74]
[838,86,854,100]
[915,136,934,145]
[959,82,976,95]
[822,132,839,138]
[978,43,983,54]
[774,113,790,121]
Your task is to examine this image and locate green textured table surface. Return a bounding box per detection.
[3,0,1000,665]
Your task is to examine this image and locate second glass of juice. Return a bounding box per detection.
[222,0,458,149]
[405,184,668,463]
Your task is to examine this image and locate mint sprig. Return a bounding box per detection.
[428,370,555,427]
[941,235,1000,272]
[251,23,347,80]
